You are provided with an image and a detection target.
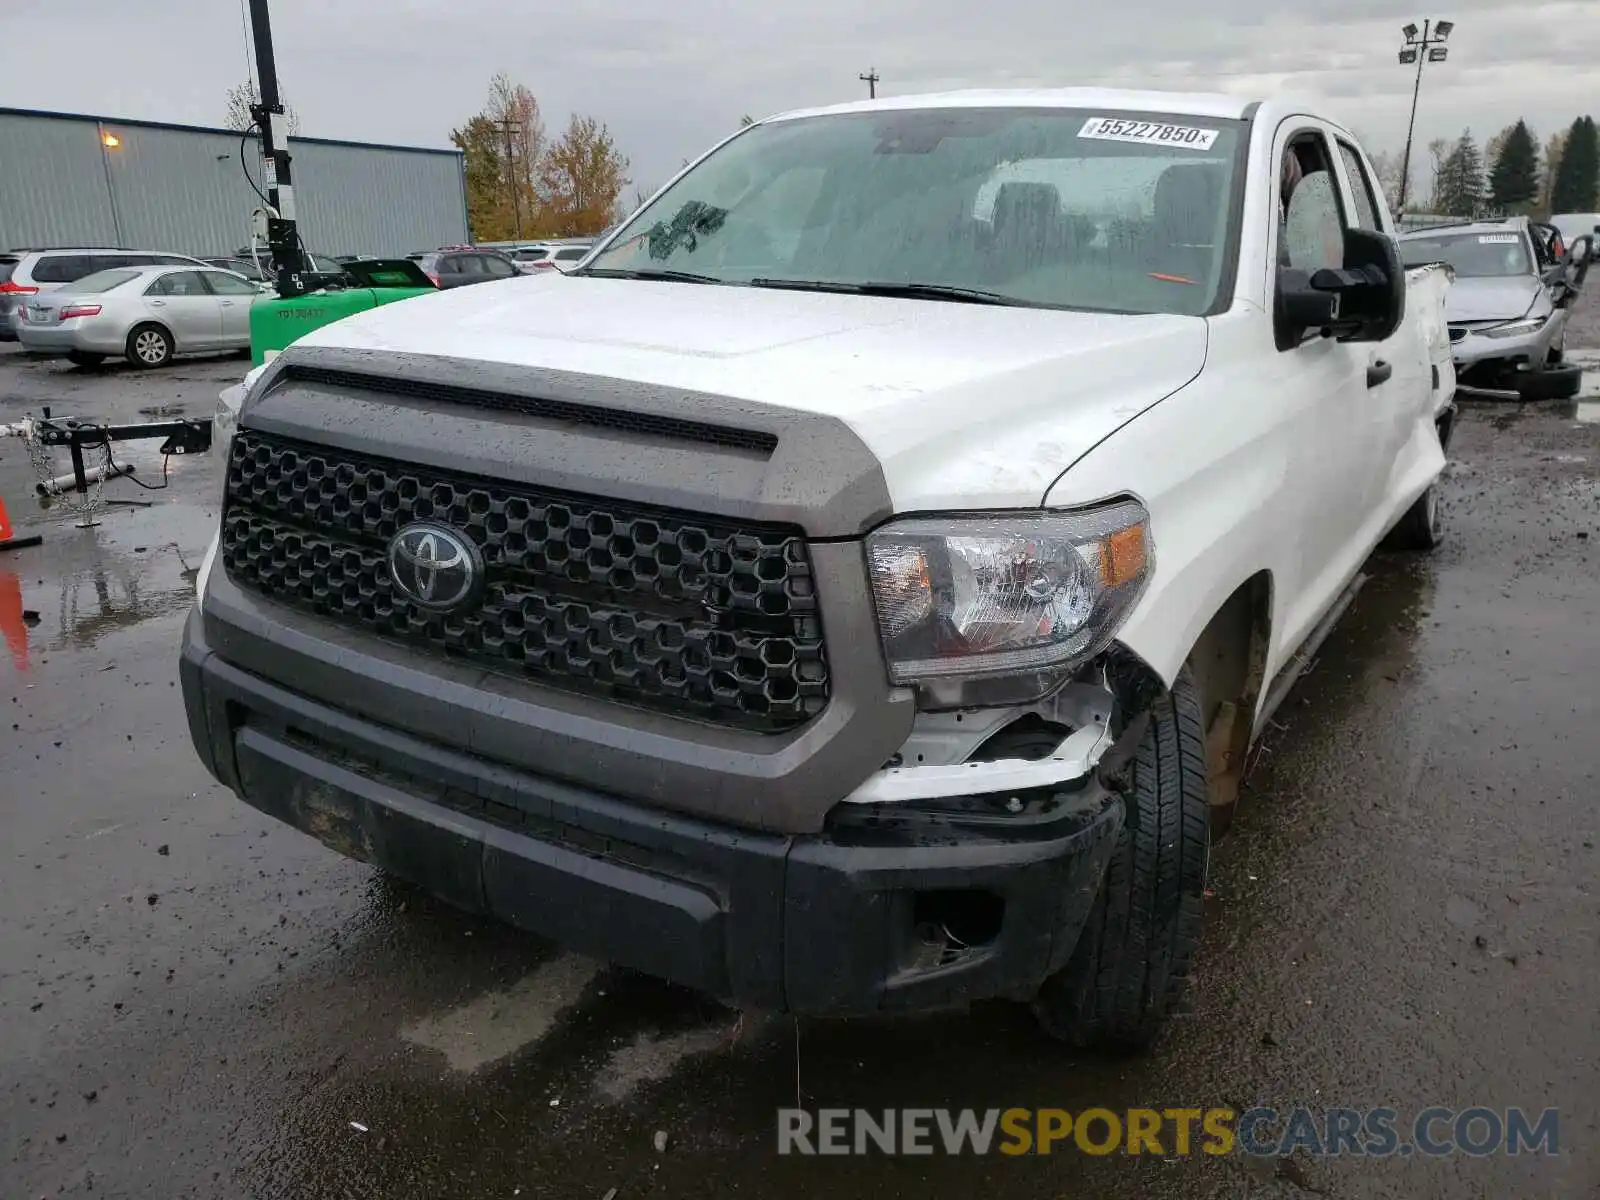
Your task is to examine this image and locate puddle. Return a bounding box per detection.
[0,533,205,675]
[1575,401,1600,425]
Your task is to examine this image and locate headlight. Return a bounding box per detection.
[866,500,1153,707]
[1481,315,1546,338]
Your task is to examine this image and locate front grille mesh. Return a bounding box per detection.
[220,430,830,732]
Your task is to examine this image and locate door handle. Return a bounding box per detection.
[149,300,166,307]
[1366,360,1393,388]
[220,301,235,307]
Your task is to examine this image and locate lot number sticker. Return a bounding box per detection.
[1079,118,1219,150]
[1477,234,1519,243]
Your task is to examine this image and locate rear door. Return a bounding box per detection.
[434,253,473,288]
[1331,135,1422,500]
[145,270,222,348]
[480,253,518,282]
[202,270,259,344]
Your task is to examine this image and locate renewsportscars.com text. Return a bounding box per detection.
[776,1106,1560,1158]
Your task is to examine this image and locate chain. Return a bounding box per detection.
[4,418,115,524]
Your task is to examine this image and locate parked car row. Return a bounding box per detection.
[1,246,216,341]
[509,241,593,274]
[12,264,269,368]
[401,241,596,288]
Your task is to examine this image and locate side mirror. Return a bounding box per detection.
[1276,271,1341,339]
[1332,227,1406,342]
[1275,227,1405,346]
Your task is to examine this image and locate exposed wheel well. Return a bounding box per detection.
[127,321,173,341]
[1184,571,1272,825]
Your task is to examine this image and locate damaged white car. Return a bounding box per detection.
[183,89,1455,1047]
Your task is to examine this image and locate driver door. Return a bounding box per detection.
[1269,125,1392,646]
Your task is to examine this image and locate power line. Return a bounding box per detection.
[238,0,256,92]
[859,68,880,100]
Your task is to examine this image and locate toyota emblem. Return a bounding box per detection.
[387,522,484,613]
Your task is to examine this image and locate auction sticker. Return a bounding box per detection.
[1477,234,1519,243]
[1079,117,1219,150]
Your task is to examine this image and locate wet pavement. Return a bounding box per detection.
[3,337,1599,1199]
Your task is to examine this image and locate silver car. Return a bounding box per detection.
[1398,217,1590,401]
[14,265,266,369]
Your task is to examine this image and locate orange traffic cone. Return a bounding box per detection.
[0,569,28,673]
[0,491,43,553]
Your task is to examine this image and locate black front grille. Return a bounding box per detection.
[220,430,830,732]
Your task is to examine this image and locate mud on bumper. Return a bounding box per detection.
[181,610,1122,1016]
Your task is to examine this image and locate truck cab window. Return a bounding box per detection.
[1278,136,1345,275]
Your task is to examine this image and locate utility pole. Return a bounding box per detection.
[495,116,524,242]
[859,68,880,100]
[246,0,310,298]
[1395,18,1454,214]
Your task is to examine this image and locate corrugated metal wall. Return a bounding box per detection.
[290,141,469,258]
[0,109,467,258]
[0,113,120,248]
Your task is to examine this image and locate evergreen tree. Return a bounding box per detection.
[1434,130,1485,217]
[1488,120,1540,212]
[1551,116,1598,212]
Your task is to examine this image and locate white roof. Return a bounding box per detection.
[769,87,1256,124]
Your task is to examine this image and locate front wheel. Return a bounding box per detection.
[1516,361,1583,402]
[1382,480,1443,551]
[126,324,173,369]
[1033,668,1209,1050]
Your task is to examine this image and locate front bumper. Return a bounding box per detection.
[181,608,1123,1015]
[1450,310,1567,383]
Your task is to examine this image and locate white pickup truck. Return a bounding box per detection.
[185,88,1454,1048]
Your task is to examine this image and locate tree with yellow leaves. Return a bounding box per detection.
[537,114,631,237]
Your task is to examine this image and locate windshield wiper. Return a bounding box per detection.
[749,279,1025,306]
[577,267,725,284]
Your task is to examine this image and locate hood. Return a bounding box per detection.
[292,275,1209,510]
[1446,275,1545,324]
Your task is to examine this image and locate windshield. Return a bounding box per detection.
[1399,231,1532,278]
[60,268,142,294]
[585,107,1245,316]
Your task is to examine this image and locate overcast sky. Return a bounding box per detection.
[8,0,1599,200]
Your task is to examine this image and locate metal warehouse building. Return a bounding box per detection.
[0,107,468,259]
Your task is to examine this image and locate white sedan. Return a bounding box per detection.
[15,265,267,369]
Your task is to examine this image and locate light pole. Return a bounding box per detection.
[1396,18,1453,214]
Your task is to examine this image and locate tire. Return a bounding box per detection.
[1033,668,1209,1051]
[126,324,173,369]
[1382,480,1443,551]
[1515,361,1583,402]
[66,351,105,368]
